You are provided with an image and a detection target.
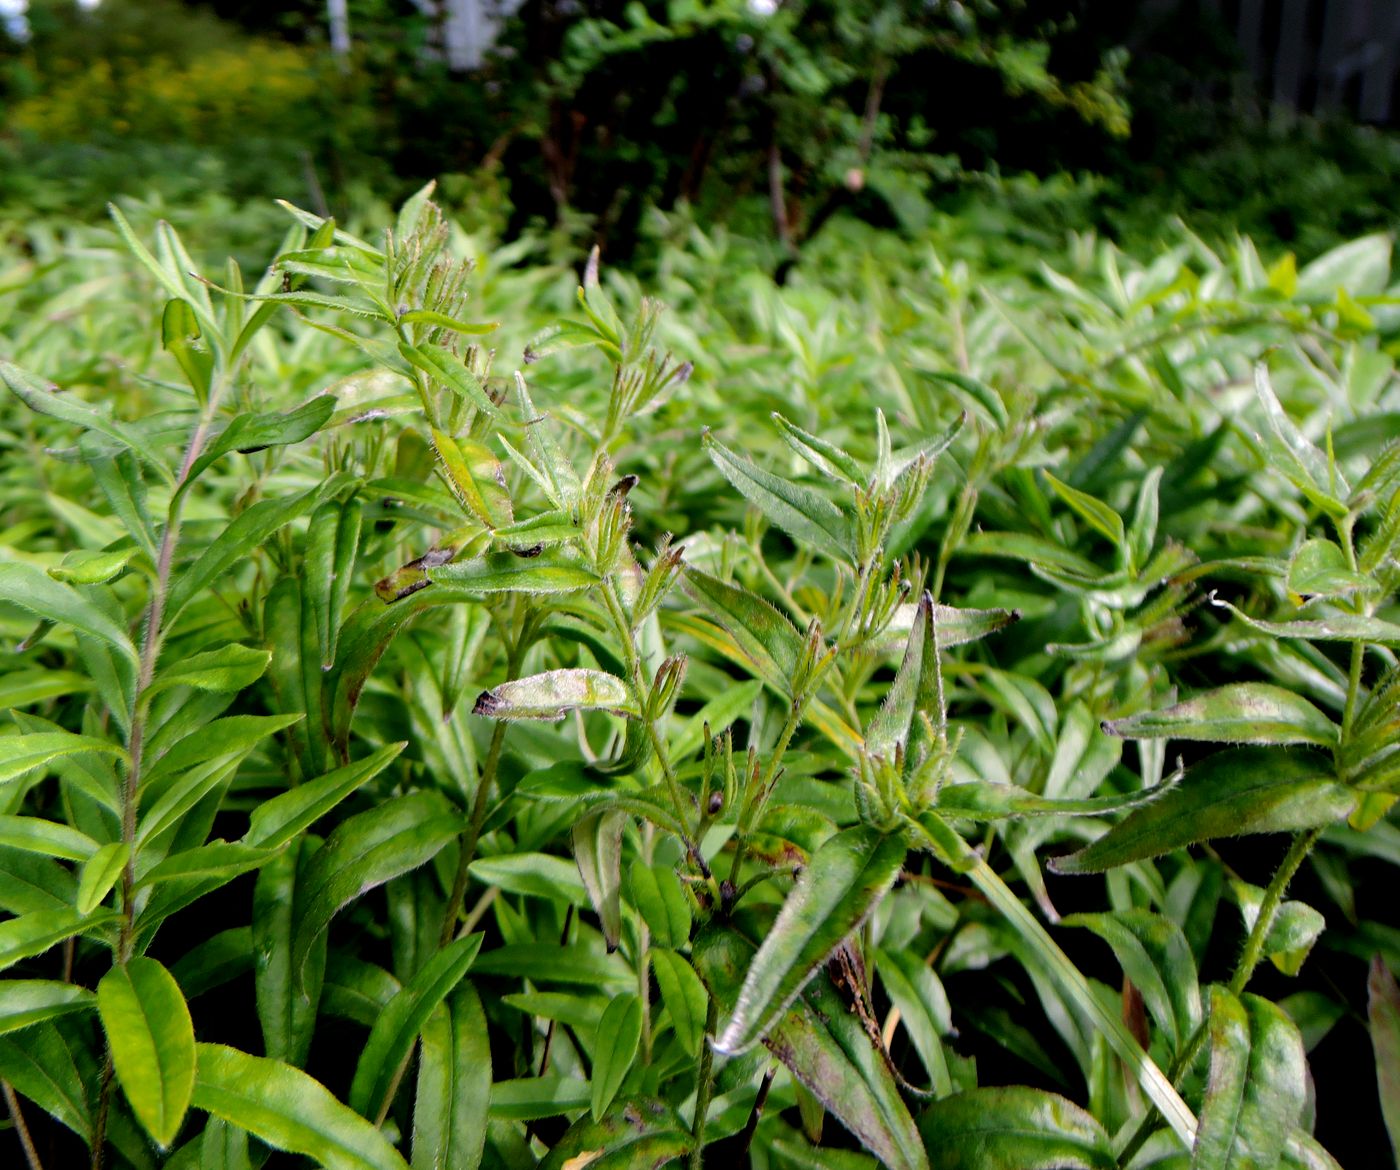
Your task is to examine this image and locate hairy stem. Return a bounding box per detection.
[688,996,720,1169]
[4,1079,43,1170]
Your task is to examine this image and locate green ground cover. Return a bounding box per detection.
[0,184,1398,1169]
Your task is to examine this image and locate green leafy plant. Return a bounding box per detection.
[3,184,1398,1170]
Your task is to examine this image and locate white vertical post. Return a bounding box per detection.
[327,0,351,61]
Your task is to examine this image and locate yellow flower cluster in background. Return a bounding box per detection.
[11,42,322,144]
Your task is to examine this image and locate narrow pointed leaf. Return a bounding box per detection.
[715,826,906,1054]
[0,1021,92,1141]
[540,1098,691,1170]
[0,730,128,786]
[1050,748,1355,874]
[695,924,927,1170]
[349,934,483,1119]
[192,1043,411,1170]
[256,841,325,1067]
[430,429,512,529]
[245,743,406,850]
[185,397,337,486]
[704,431,854,561]
[0,815,100,862]
[166,476,353,622]
[400,342,498,416]
[651,949,707,1056]
[98,957,196,1147]
[292,792,460,987]
[1193,988,1306,1170]
[1062,911,1201,1050]
[683,567,803,686]
[630,862,691,951]
[412,983,491,1170]
[1103,684,1339,748]
[0,908,116,974]
[0,980,96,1035]
[876,600,1020,651]
[78,841,130,914]
[1211,595,1400,646]
[0,563,139,667]
[3,359,173,482]
[572,809,626,951]
[772,413,863,482]
[145,644,272,700]
[591,992,643,1120]
[472,669,636,722]
[866,592,930,759]
[916,1087,1115,1169]
[1043,471,1125,548]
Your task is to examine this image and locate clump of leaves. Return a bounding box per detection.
[3,185,1398,1170]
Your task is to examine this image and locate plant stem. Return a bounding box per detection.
[1228,826,1322,995]
[439,718,509,947]
[689,997,720,1169]
[4,1079,43,1170]
[1116,824,1323,1163]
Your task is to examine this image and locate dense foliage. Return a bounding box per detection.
[1,185,1399,1169]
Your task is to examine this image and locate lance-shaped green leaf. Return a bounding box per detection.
[489,1076,592,1120]
[399,308,498,335]
[630,862,690,951]
[304,497,362,673]
[98,957,196,1148]
[0,816,99,863]
[772,413,864,482]
[166,475,354,622]
[1062,911,1201,1051]
[472,669,636,722]
[866,592,931,760]
[704,431,855,561]
[539,1098,692,1170]
[400,342,498,417]
[291,792,461,987]
[245,743,406,850]
[695,923,927,1170]
[184,397,337,487]
[682,567,803,687]
[652,948,707,1056]
[429,553,598,595]
[1049,748,1355,875]
[0,1021,92,1142]
[0,729,128,786]
[412,983,491,1170]
[2,358,174,482]
[916,1087,1115,1170]
[430,429,512,530]
[1369,957,1400,1166]
[715,826,906,1054]
[591,991,643,1120]
[0,908,117,974]
[78,841,130,914]
[1210,594,1400,646]
[0,980,96,1036]
[1193,988,1307,1170]
[572,809,626,951]
[0,562,139,667]
[1253,365,1347,511]
[512,374,581,509]
[145,644,272,701]
[256,841,326,1067]
[935,779,1173,821]
[1103,684,1339,748]
[349,934,483,1119]
[139,843,282,890]
[192,1044,411,1170]
[873,948,952,1095]
[875,600,1019,652]
[1043,471,1125,549]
